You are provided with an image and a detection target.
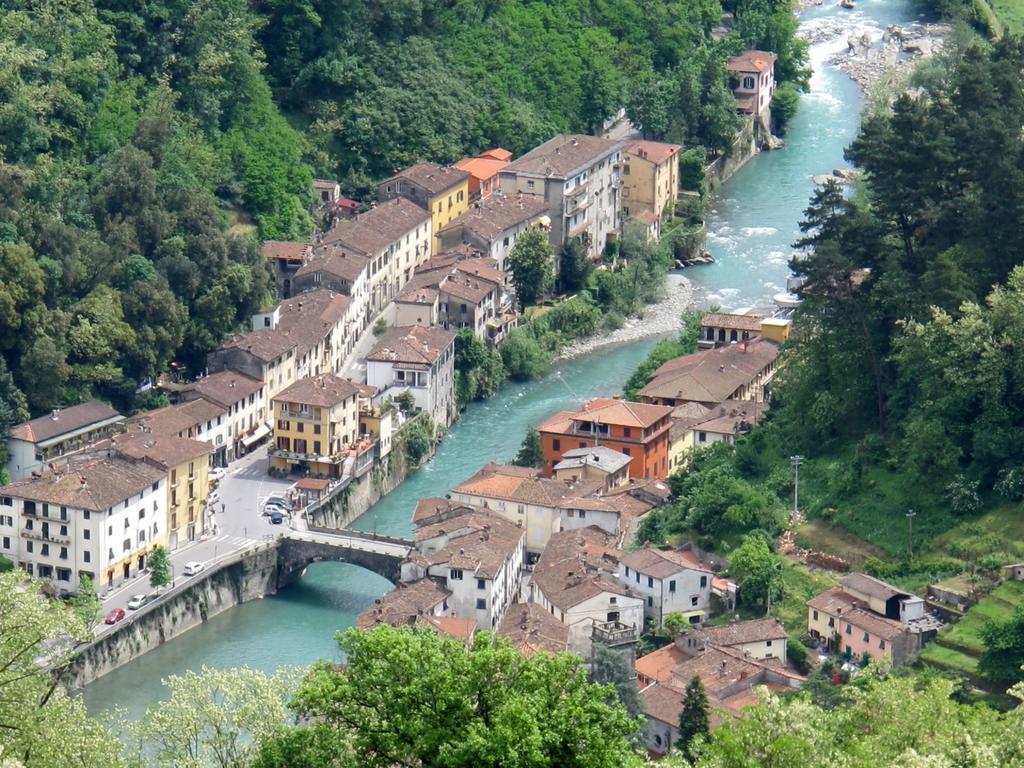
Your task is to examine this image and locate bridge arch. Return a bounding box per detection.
[276,531,412,588]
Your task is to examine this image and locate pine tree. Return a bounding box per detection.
[512,427,545,468]
[676,675,710,760]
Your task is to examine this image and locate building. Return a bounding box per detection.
[270,374,361,478]
[292,244,371,342]
[677,617,789,663]
[499,135,623,262]
[317,197,432,313]
[668,399,768,472]
[537,397,673,480]
[619,547,714,626]
[313,179,341,205]
[208,289,353,418]
[365,325,456,427]
[806,573,941,667]
[357,578,451,629]
[262,240,311,299]
[700,312,764,348]
[108,430,213,551]
[625,209,661,241]
[0,456,166,592]
[727,50,777,120]
[408,509,526,631]
[6,401,124,482]
[393,287,440,328]
[175,371,266,464]
[552,446,632,488]
[436,194,550,273]
[638,340,779,408]
[498,603,570,656]
[529,526,643,657]
[131,399,230,461]
[621,140,681,222]
[378,162,470,254]
[454,148,513,200]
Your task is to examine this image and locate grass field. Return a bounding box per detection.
[733,559,839,639]
[990,0,1024,34]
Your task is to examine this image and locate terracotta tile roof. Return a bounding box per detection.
[438,194,549,242]
[131,399,225,438]
[419,615,477,643]
[395,286,438,305]
[640,340,778,404]
[531,527,634,611]
[262,240,310,262]
[297,243,370,284]
[498,603,570,656]
[806,586,859,614]
[184,371,263,409]
[840,572,909,603]
[366,325,456,367]
[9,401,123,444]
[454,156,510,184]
[503,134,621,178]
[452,463,601,508]
[701,312,764,332]
[727,50,777,74]
[106,429,212,468]
[321,197,430,255]
[842,606,906,641]
[479,148,512,162]
[621,548,713,580]
[428,518,524,579]
[640,681,685,726]
[273,374,360,408]
[384,162,469,196]
[412,497,464,524]
[538,397,672,432]
[415,508,509,543]
[296,477,331,490]
[636,642,691,683]
[439,271,497,305]
[0,455,165,511]
[623,140,682,166]
[356,578,451,629]
[313,179,338,190]
[219,289,350,363]
[694,618,787,648]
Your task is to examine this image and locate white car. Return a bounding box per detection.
[126,594,148,610]
[209,468,227,483]
[182,561,206,577]
[207,490,221,507]
[263,502,288,517]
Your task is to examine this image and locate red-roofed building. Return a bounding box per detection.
[455,149,512,200]
[727,50,777,118]
[537,397,673,480]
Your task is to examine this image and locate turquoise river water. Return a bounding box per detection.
[83,0,926,719]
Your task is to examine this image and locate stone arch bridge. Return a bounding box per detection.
[277,527,413,587]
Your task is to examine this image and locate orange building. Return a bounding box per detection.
[537,398,673,480]
[455,148,512,200]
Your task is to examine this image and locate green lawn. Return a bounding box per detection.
[733,559,839,639]
[919,643,980,676]
[990,0,1024,34]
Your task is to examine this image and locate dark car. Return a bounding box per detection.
[270,510,284,525]
[105,608,126,625]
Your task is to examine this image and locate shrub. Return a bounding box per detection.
[946,475,981,516]
[787,638,809,673]
[679,147,706,195]
[602,311,625,331]
[995,467,1024,501]
[372,317,388,337]
[771,82,801,134]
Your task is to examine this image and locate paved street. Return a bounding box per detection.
[94,446,293,634]
[341,303,395,381]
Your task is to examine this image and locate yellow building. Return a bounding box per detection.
[621,141,682,222]
[111,429,213,551]
[270,374,361,478]
[378,162,471,254]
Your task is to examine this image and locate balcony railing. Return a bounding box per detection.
[592,621,639,646]
[269,447,344,464]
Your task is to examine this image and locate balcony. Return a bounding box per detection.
[563,192,591,216]
[592,621,639,646]
[269,447,345,465]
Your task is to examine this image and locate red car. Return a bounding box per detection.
[105,608,126,625]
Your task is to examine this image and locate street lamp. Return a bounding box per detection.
[790,455,803,524]
[906,509,916,561]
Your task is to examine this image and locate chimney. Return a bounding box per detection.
[51,409,60,421]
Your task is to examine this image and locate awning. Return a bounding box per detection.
[680,609,706,619]
[241,423,271,448]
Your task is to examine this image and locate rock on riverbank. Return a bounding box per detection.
[557,273,698,359]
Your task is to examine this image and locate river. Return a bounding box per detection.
[83,0,922,719]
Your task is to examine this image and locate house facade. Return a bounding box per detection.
[726,50,777,120]
[537,397,673,480]
[292,244,371,344]
[436,194,550,274]
[0,456,167,592]
[378,162,470,255]
[6,401,125,482]
[365,325,456,427]
[621,140,681,222]
[619,548,714,626]
[176,371,266,464]
[262,240,311,300]
[270,375,361,478]
[454,149,512,200]
[498,135,623,263]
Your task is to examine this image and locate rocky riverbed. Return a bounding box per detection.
[557,272,697,359]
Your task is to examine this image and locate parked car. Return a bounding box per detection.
[269,511,284,525]
[104,608,126,624]
[183,561,206,577]
[126,594,148,610]
[263,501,288,517]
[209,467,227,483]
[264,495,293,510]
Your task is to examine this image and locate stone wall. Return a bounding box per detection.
[704,116,757,192]
[67,545,279,687]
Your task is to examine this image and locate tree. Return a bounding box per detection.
[980,605,1024,685]
[589,642,644,721]
[256,625,643,768]
[500,328,551,381]
[676,676,710,760]
[512,427,545,468]
[559,238,592,293]
[148,545,171,589]
[507,228,554,309]
[70,574,101,627]
[127,666,299,768]
[728,534,783,610]
[0,570,124,768]
[770,82,801,134]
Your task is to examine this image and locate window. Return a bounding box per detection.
[552,439,560,451]
[669,580,676,592]
[813,610,819,620]
[700,575,707,588]
[83,551,90,563]
[743,76,755,89]
[26,541,32,553]
[0,497,10,507]
[41,544,49,556]
[477,578,486,590]
[766,640,773,647]
[622,447,631,456]
[476,598,486,610]
[449,569,463,580]
[314,424,321,435]
[624,427,631,438]
[647,596,653,607]
[698,431,707,443]
[647,576,654,588]
[624,566,630,577]
[879,639,886,650]
[59,547,68,560]
[691,596,699,606]
[1,537,8,549]
[83,510,90,520]
[609,596,617,604]
[579,510,586,519]
[863,631,870,642]
[845,625,852,635]
[526,180,535,190]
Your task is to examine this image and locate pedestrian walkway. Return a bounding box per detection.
[341,304,396,381]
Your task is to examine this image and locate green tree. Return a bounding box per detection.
[589,642,644,721]
[770,82,801,134]
[558,238,592,293]
[70,574,101,627]
[728,534,783,610]
[676,676,710,760]
[507,228,554,309]
[512,427,545,468]
[256,625,643,768]
[500,328,551,381]
[148,545,171,589]
[980,605,1024,685]
[0,570,123,768]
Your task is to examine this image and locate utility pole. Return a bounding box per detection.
[906,509,916,561]
[790,455,803,524]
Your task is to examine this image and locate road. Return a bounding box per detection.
[94,447,293,634]
[341,303,395,381]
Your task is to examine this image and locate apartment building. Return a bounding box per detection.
[378,162,470,254]
[176,371,266,463]
[621,140,681,222]
[454,148,513,200]
[292,244,371,349]
[270,374,361,478]
[365,325,456,427]
[619,547,714,626]
[6,401,124,481]
[436,194,550,273]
